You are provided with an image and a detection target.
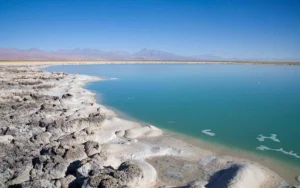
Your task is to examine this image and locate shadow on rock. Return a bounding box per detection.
[205,165,240,188]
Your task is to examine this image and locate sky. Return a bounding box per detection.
[0,0,299,60]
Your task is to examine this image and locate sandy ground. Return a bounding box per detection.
[0,63,299,188]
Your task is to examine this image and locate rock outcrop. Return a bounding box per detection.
[0,66,161,188]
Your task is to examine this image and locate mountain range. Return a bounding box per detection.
[0,48,219,61]
[0,48,298,62]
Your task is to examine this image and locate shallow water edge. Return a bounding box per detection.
[43,63,300,185]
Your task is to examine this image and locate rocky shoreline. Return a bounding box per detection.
[0,65,297,188]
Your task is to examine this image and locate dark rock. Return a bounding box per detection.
[62,93,73,99]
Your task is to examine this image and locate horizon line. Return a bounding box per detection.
[1,59,300,65]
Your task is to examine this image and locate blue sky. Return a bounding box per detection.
[0,0,299,59]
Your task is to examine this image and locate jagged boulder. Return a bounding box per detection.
[30,132,52,145]
[7,165,32,185]
[21,179,54,188]
[59,174,77,188]
[81,161,143,188]
[85,141,101,157]
[0,167,14,184]
[64,145,87,162]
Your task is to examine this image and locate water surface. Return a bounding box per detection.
[46,64,300,167]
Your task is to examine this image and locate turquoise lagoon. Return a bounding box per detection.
[46,64,300,168]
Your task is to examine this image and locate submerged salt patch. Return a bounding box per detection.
[257,134,280,143]
[202,129,215,136]
[256,145,300,159]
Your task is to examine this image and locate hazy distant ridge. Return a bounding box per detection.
[0,48,298,62]
[0,48,224,61]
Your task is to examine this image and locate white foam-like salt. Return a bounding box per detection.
[256,145,270,151]
[256,145,300,159]
[102,77,118,81]
[257,134,280,143]
[202,129,215,136]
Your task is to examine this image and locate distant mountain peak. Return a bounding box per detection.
[133,48,182,60]
[0,47,221,60]
[3,47,280,61]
